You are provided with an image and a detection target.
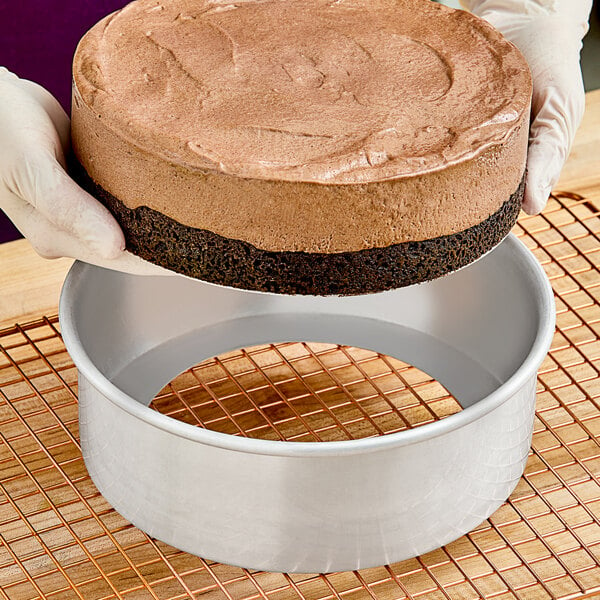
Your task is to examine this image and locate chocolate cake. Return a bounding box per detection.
[71,0,532,295]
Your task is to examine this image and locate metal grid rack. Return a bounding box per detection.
[1,191,600,599]
[150,343,463,442]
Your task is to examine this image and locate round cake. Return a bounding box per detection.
[71,0,532,295]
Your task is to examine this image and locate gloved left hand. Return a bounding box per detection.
[0,67,172,275]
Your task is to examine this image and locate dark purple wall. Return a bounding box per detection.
[0,1,129,244]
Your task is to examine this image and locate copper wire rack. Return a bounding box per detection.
[149,343,464,442]
[1,191,600,599]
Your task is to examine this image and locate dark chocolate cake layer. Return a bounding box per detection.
[73,162,524,296]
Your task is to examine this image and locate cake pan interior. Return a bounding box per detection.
[59,233,555,571]
[60,234,553,424]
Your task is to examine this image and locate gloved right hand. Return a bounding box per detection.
[0,67,172,276]
[460,0,592,215]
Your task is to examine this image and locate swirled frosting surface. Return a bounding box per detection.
[74,0,531,184]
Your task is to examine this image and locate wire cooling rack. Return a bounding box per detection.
[1,191,600,599]
[150,343,463,442]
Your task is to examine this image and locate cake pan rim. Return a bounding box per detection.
[59,234,555,458]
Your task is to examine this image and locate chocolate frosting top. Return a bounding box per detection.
[74,0,532,184]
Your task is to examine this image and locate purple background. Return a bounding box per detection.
[0,1,128,243]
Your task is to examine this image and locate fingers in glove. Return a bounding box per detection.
[523,70,585,214]
[0,71,70,155]
[523,137,561,214]
[0,79,124,258]
[2,189,88,259]
[16,79,71,153]
[1,190,171,275]
[4,150,125,259]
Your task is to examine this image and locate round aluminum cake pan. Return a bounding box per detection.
[59,233,555,573]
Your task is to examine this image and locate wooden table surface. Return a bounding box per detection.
[1,89,599,329]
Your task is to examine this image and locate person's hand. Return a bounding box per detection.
[461,0,593,214]
[0,67,172,275]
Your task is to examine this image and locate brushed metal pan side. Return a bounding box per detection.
[59,234,555,572]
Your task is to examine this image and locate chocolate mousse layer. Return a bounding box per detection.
[72,159,524,295]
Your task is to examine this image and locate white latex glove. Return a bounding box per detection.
[460,0,592,214]
[0,67,172,275]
